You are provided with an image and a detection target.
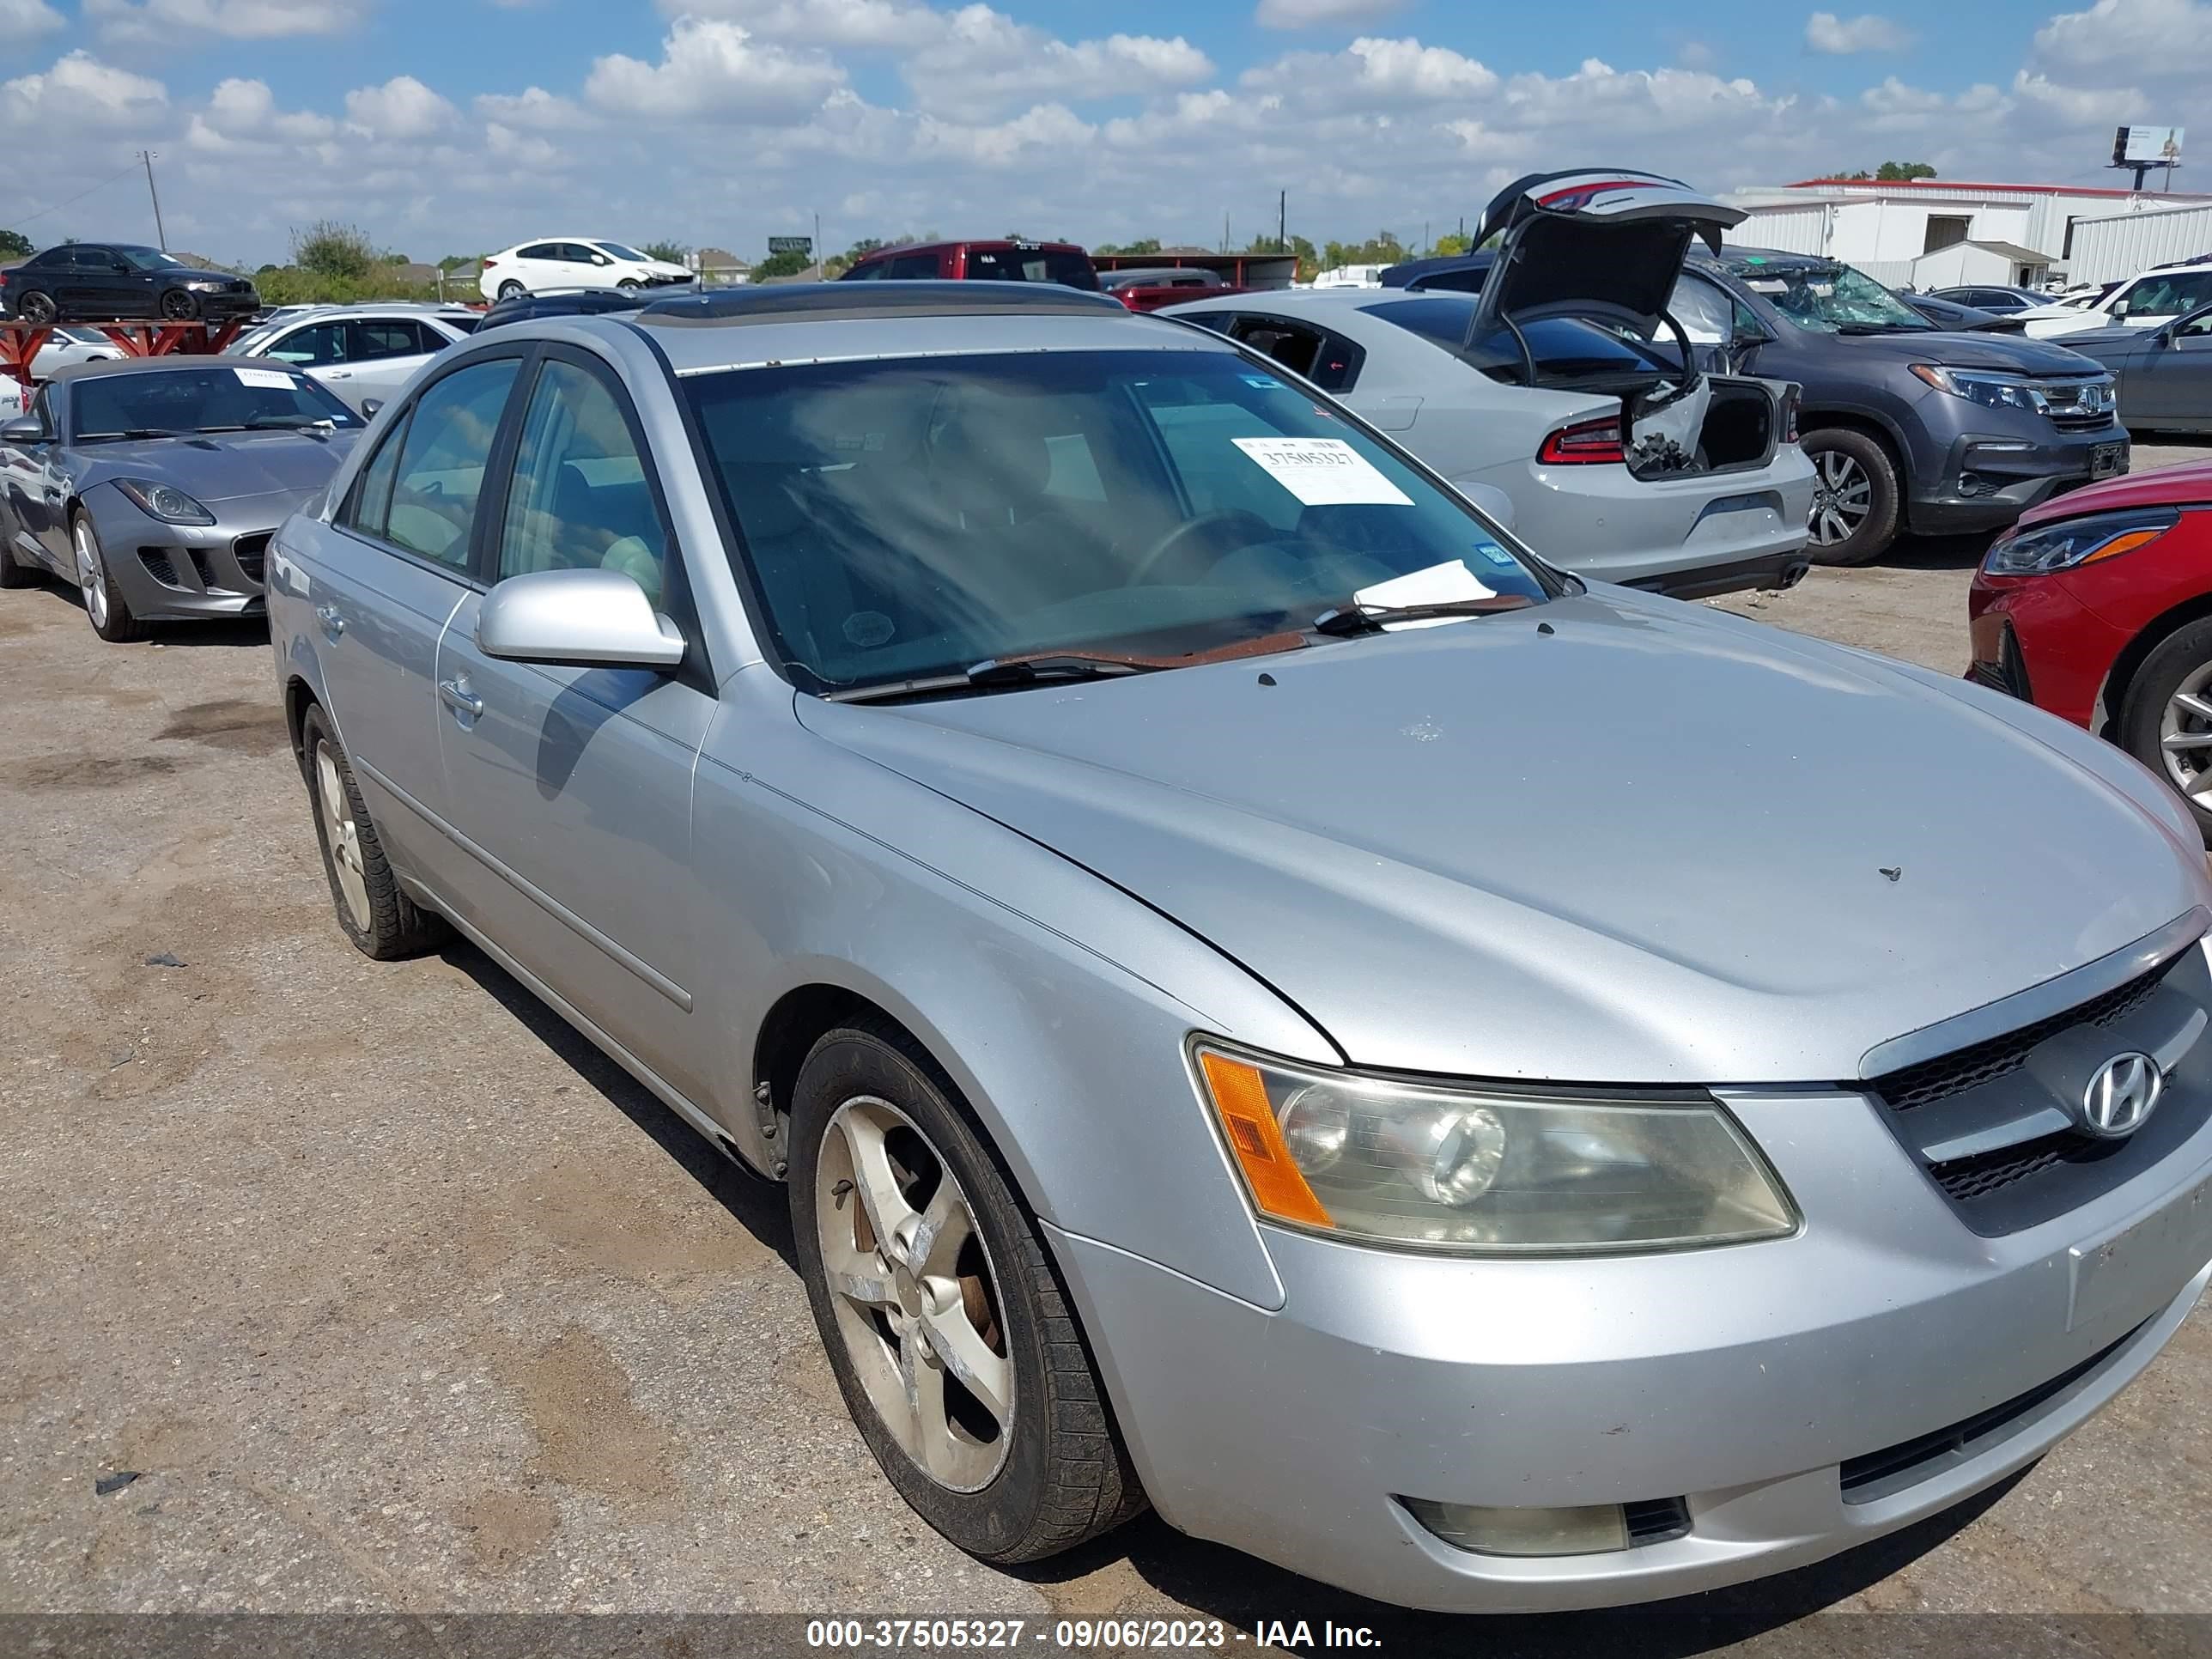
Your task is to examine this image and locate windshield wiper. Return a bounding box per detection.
[1311,596,1536,636]
[1833,323,1922,336]
[76,428,174,441]
[823,654,1161,704]
[246,414,337,433]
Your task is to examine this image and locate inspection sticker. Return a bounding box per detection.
[234,368,299,389]
[1231,436,1412,507]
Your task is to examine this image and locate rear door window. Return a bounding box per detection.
[888,253,943,279]
[1225,314,1365,392]
[270,320,349,367]
[350,319,428,362]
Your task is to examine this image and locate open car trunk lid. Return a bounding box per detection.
[1468,169,1747,340]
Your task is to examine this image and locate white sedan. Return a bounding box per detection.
[230,305,481,412]
[477,239,695,301]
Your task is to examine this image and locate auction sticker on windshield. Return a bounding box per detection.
[1232,437,1412,507]
[235,368,300,390]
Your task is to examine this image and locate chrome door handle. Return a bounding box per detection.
[315,604,343,637]
[439,677,483,718]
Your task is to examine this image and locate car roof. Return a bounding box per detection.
[570,282,1219,374]
[852,239,1088,259]
[49,353,300,385]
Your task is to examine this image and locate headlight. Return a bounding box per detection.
[114,478,216,526]
[1909,362,2061,412]
[1192,1045,1796,1255]
[1983,505,2180,576]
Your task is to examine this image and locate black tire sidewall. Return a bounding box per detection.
[787,1029,1064,1560]
[1802,428,1900,567]
[2120,618,2212,842]
[301,706,380,954]
[161,289,198,320]
[498,282,524,300]
[18,289,57,324]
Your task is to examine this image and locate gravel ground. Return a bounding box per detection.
[3,445,2211,1656]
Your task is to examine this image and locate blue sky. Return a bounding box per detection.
[1,0,2203,265]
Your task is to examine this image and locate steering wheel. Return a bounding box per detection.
[1125,508,1279,589]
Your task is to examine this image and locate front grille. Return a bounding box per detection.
[1928,1132,2071,1202]
[233,532,270,585]
[1869,957,2173,1112]
[1840,1320,2146,1504]
[1622,1497,1692,1546]
[2039,378,2119,430]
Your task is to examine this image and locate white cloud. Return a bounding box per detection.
[2031,0,2212,79]
[474,86,588,130]
[86,0,368,40]
[906,11,1211,114]
[668,0,945,48]
[0,0,64,43]
[1804,11,1912,54]
[915,100,1094,165]
[485,121,557,166]
[1252,0,1406,28]
[344,76,459,141]
[1243,36,1498,113]
[0,51,167,127]
[584,16,846,120]
[191,76,336,143]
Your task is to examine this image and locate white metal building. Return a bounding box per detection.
[1721,178,2212,288]
[2064,201,2212,285]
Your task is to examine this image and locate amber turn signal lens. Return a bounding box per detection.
[1198,1051,1334,1228]
[2080,528,2166,565]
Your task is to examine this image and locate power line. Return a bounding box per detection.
[6,160,149,234]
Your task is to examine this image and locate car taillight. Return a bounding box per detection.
[1780,385,1801,446]
[1537,416,1625,465]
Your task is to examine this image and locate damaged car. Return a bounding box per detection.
[0,356,363,640]
[1171,170,1814,599]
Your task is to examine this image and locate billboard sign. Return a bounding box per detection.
[767,235,813,256]
[2114,125,2184,166]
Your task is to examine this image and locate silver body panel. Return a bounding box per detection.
[267,307,2212,1610]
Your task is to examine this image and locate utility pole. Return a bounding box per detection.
[1278,189,1285,252]
[812,210,821,275]
[141,150,166,252]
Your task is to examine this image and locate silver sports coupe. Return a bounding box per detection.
[0,356,363,641]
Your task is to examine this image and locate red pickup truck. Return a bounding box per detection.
[1097,266,1249,313]
[840,240,1101,289]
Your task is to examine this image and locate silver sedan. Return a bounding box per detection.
[268,283,2212,1613]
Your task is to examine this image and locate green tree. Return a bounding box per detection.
[640,240,690,264]
[1875,161,1936,181]
[1431,231,1473,257]
[290,220,375,281]
[753,246,814,279]
[0,228,32,260]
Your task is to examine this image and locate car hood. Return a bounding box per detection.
[1806,326,2107,374]
[2015,458,2212,527]
[798,586,2210,1085]
[75,428,357,502]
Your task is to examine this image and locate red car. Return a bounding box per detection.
[840,240,1099,289]
[1968,459,2212,836]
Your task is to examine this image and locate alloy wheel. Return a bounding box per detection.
[2158,663,2212,806]
[73,520,109,631]
[19,290,56,325]
[314,740,372,931]
[815,1095,1013,1493]
[1808,450,1874,547]
[160,290,197,321]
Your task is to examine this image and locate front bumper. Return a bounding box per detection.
[1908,422,2128,536]
[1966,570,2134,729]
[1054,1087,2212,1613]
[84,485,276,620]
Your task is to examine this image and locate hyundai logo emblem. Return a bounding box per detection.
[2079,1053,2162,1139]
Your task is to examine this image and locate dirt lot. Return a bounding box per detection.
[4,447,2211,1656]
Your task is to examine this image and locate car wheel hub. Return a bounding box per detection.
[73,521,107,629]
[817,1095,1012,1493]
[314,741,372,930]
[1808,452,1873,547]
[2158,664,2212,805]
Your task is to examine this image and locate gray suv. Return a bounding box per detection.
[268,281,2212,1612]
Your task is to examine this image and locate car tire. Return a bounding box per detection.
[71,512,146,642]
[15,289,57,325]
[497,281,525,301]
[617,278,641,290]
[1801,428,1900,567]
[159,289,199,321]
[300,702,449,959]
[2118,617,2212,844]
[789,1020,1145,1565]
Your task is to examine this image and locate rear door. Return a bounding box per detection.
[305,350,526,897]
[513,243,563,293]
[432,347,716,1091]
[329,318,442,407]
[2131,309,2212,427]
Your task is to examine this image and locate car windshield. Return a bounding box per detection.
[71,365,361,439]
[1363,295,1679,384]
[965,248,1101,291]
[595,243,649,263]
[1741,262,1932,333]
[684,347,1551,693]
[119,248,189,272]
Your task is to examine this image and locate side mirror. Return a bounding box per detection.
[2110,298,2130,320]
[360,398,384,418]
[0,416,46,444]
[591,254,611,266]
[475,568,685,671]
